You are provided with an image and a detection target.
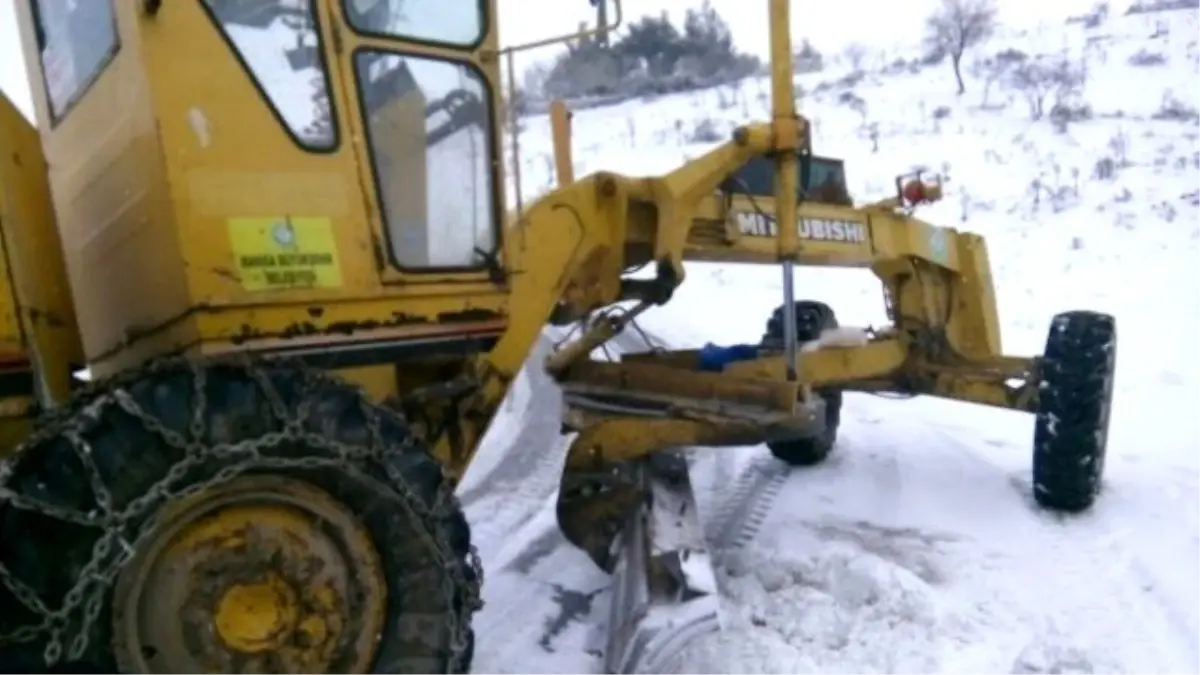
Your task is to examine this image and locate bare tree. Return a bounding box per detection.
[794,38,824,73]
[522,63,549,101]
[1007,55,1085,121]
[837,91,869,127]
[843,43,868,73]
[925,0,997,95]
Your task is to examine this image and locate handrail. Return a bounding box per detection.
[500,1,625,222]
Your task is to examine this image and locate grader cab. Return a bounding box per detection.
[0,0,1117,673]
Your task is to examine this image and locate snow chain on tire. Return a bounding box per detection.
[0,355,482,673]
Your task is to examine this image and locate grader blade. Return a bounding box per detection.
[604,453,721,674]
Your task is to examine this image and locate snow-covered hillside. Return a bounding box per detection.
[466,6,1200,674]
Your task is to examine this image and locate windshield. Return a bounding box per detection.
[344,0,485,47]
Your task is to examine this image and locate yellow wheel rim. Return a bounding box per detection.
[112,475,386,674]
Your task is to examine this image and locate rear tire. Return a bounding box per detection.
[1032,311,1117,512]
[762,301,842,467]
[0,358,479,674]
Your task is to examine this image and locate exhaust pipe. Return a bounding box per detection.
[604,453,722,674]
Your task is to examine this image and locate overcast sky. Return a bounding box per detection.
[0,0,1097,123]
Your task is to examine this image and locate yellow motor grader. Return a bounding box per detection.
[0,0,1117,672]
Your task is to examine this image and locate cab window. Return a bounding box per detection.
[725,154,852,206]
[202,0,337,150]
[29,0,119,122]
[344,0,485,48]
[354,51,497,269]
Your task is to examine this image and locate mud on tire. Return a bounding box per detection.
[762,301,842,467]
[1032,311,1117,512]
[0,358,480,674]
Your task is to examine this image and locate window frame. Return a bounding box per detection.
[198,0,342,153]
[28,0,121,127]
[341,0,489,51]
[725,153,849,200]
[349,46,503,274]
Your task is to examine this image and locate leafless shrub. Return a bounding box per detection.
[1152,91,1200,122]
[837,91,869,126]
[844,43,869,73]
[1050,101,1093,132]
[1128,49,1167,66]
[972,48,1027,108]
[1092,156,1117,180]
[1007,55,1085,121]
[1029,165,1081,213]
[794,38,825,74]
[687,117,725,143]
[1107,130,1131,167]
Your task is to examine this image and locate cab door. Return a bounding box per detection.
[318,0,506,285]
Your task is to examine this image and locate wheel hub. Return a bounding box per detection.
[213,574,299,654]
[112,476,387,674]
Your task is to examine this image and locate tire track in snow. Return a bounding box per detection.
[1119,471,1200,670]
[698,400,901,555]
[1128,473,1200,667]
[464,333,591,674]
[666,411,983,675]
[708,400,912,558]
[704,453,790,553]
[921,423,1200,674]
[1010,494,1200,674]
[1126,557,1200,673]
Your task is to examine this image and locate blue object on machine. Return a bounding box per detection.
[698,343,760,372]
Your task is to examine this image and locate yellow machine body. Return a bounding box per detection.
[10,0,520,472]
[2,0,1038,478]
[0,92,85,454]
[12,0,510,379]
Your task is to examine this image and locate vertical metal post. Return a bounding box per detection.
[549,101,575,187]
[505,50,524,220]
[781,263,798,380]
[768,0,800,380]
[596,0,610,48]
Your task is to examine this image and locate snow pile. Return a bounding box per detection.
[669,499,1158,674]
[1011,637,1103,675]
[672,628,812,673]
[684,543,947,674]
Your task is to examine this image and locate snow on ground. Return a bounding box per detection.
[467,7,1199,674]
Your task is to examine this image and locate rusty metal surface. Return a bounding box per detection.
[111,475,386,674]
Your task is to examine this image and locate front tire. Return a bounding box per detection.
[762,301,842,467]
[1032,311,1117,512]
[0,358,479,674]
